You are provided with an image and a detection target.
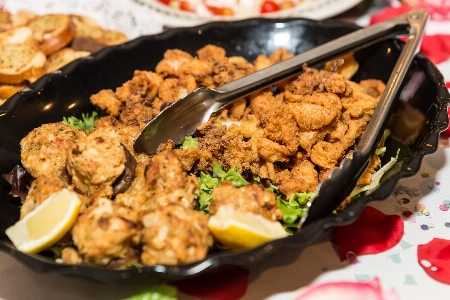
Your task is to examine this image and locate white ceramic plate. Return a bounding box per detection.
[135,0,363,27]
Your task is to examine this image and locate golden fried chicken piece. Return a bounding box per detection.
[71,198,139,266]
[116,70,162,103]
[286,92,342,131]
[155,49,194,77]
[157,76,196,104]
[260,105,300,154]
[139,204,213,266]
[310,141,345,169]
[114,70,163,126]
[278,155,319,198]
[253,48,294,71]
[257,137,291,163]
[90,89,121,117]
[177,58,214,87]
[197,44,226,62]
[174,147,214,172]
[67,128,126,199]
[317,69,352,96]
[339,112,371,150]
[227,114,262,138]
[210,181,282,221]
[212,56,255,86]
[20,122,86,181]
[228,98,247,120]
[341,83,379,118]
[258,161,289,184]
[249,90,279,117]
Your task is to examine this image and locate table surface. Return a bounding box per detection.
[1,0,450,299]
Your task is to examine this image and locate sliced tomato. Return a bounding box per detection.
[260,0,280,13]
[159,0,171,5]
[205,5,234,16]
[280,0,295,10]
[180,1,195,11]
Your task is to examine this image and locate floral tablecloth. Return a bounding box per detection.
[0,0,449,299]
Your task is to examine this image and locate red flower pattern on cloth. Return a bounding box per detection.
[292,278,399,300]
[333,206,404,261]
[370,6,450,66]
[417,238,450,284]
[170,264,250,300]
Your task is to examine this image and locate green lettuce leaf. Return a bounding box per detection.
[213,162,248,187]
[198,162,248,213]
[180,136,198,150]
[350,148,400,198]
[277,192,316,230]
[123,285,177,300]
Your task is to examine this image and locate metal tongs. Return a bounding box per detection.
[134,9,428,225]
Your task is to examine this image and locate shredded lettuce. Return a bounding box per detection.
[180,136,198,149]
[123,285,177,300]
[212,162,248,187]
[277,192,316,232]
[375,129,390,157]
[198,162,313,230]
[350,148,400,198]
[62,111,99,132]
[198,162,248,213]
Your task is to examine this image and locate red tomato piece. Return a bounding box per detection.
[280,1,295,10]
[206,5,234,16]
[260,0,280,13]
[180,1,195,12]
[159,0,171,5]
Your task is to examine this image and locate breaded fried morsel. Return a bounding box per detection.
[139,204,213,266]
[71,198,139,266]
[210,181,283,221]
[66,128,126,199]
[20,122,86,181]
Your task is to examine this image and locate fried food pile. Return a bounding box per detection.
[16,44,385,268]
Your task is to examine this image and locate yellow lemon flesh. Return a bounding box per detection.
[207,206,288,251]
[5,188,81,254]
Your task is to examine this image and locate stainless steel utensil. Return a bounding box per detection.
[134,9,427,156]
[134,9,428,226]
[302,9,428,226]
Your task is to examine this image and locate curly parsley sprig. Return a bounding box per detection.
[62,111,99,132]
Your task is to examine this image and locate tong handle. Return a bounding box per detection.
[213,9,425,108]
[301,9,429,227]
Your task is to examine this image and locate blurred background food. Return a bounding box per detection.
[0,12,129,105]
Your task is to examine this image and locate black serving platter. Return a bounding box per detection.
[0,18,449,283]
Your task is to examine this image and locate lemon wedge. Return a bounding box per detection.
[207,206,288,250]
[5,188,81,254]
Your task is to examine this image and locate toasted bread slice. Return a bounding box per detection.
[0,26,46,84]
[70,16,127,52]
[27,14,75,55]
[0,83,26,99]
[1,11,39,32]
[45,47,90,73]
[0,11,12,33]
